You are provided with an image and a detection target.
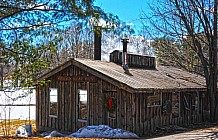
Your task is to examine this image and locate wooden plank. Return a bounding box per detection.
[94,82,98,125]
[116,89,121,129]
[68,80,72,132]
[71,81,75,132]
[124,91,127,130]
[61,81,65,131]
[72,66,76,132]
[42,86,46,127]
[54,78,58,130]
[45,85,49,128]
[144,121,148,136]
[51,117,53,129]
[87,81,91,126]
[45,75,52,129]
[75,67,79,130]
[121,90,126,130]
[64,81,69,131]
[139,93,144,136]
[57,79,62,130]
[150,118,154,133]
[132,93,136,133]
[143,94,147,135]
[74,81,78,131]
[98,80,103,125]
[111,91,116,128]
[127,92,132,132]
[52,118,56,129]
[148,118,151,135]
[128,93,132,131]
[35,87,38,129]
[64,69,69,131]
[92,82,95,125]
[39,86,43,127]
[102,81,107,125]
[37,60,72,81]
[89,82,94,125]
[57,75,97,82]
[135,93,139,133]
[93,81,97,126]
[114,91,117,128]
[36,87,40,129]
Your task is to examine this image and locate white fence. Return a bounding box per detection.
[0,88,36,121]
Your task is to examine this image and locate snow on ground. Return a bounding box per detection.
[0,106,35,120]
[43,125,139,139]
[0,88,35,121]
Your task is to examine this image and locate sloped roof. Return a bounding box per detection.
[37,58,207,93]
[75,59,206,91]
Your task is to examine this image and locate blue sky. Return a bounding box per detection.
[94,0,150,33]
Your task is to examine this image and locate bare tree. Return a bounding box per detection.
[52,22,94,66]
[142,0,218,122]
[151,37,202,74]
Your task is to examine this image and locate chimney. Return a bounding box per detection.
[94,26,101,60]
[121,38,129,70]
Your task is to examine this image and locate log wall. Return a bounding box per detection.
[36,64,207,137]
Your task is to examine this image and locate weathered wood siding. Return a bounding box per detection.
[36,64,207,137]
[138,91,205,136]
[36,64,121,133]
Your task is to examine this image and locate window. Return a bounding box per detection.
[172,92,180,118]
[162,94,172,114]
[191,93,198,115]
[49,88,58,117]
[78,89,88,120]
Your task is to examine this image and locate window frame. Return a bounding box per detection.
[77,89,88,122]
[172,92,180,118]
[49,88,58,118]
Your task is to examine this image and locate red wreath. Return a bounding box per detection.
[104,98,116,113]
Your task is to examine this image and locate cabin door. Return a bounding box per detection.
[77,89,88,129]
[103,90,117,128]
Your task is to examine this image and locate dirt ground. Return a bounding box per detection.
[147,123,218,140]
[1,120,218,139]
[0,120,36,136]
[148,126,218,140]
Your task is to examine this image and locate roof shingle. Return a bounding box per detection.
[75,58,206,91]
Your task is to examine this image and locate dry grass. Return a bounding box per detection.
[0,120,104,139]
[0,138,104,140]
[1,137,105,140]
[0,119,36,136]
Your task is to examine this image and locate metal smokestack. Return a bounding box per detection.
[121,38,129,70]
[94,26,102,60]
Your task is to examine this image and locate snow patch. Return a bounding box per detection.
[68,125,139,138]
[16,124,33,137]
[42,125,139,138]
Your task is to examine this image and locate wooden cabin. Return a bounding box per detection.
[36,50,209,137]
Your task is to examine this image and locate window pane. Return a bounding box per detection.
[78,90,87,120]
[172,93,179,118]
[50,88,57,116]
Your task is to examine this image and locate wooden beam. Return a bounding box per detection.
[36,59,73,81]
